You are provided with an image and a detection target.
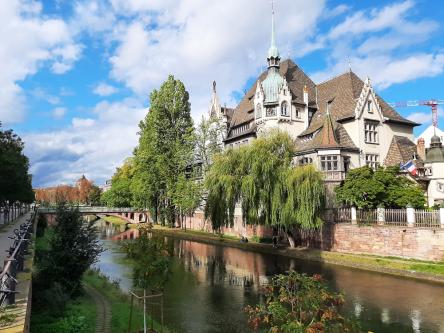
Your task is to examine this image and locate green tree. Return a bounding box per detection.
[132,75,195,225]
[0,122,34,205]
[88,185,102,206]
[35,205,103,295]
[122,226,171,292]
[205,131,325,247]
[335,166,426,208]
[101,158,134,207]
[195,114,224,175]
[244,272,360,333]
[172,175,202,229]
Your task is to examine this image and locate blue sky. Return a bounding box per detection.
[1,0,444,187]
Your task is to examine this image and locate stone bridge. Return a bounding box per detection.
[38,206,149,224]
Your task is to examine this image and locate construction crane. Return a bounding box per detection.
[388,99,444,127]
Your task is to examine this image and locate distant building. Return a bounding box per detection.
[102,179,112,192]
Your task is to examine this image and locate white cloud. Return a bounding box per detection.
[52,107,67,119]
[0,0,82,124]
[309,1,443,90]
[24,99,147,187]
[93,82,119,96]
[407,107,444,124]
[109,0,326,118]
[323,4,350,19]
[31,87,61,105]
[72,118,95,128]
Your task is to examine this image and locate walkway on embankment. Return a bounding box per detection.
[152,226,444,285]
[0,213,31,265]
[84,284,112,333]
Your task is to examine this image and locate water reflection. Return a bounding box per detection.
[95,221,444,333]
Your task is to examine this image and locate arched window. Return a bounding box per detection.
[256,104,262,118]
[281,101,289,116]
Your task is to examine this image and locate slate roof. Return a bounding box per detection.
[294,121,358,153]
[300,71,418,136]
[384,135,420,166]
[225,60,418,141]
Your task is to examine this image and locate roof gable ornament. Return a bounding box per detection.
[354,75,383,121]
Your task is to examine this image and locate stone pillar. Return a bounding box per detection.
[351,206,357,225]
[377,207,385,225]
[440,208,444,228]
[407,206,415,227]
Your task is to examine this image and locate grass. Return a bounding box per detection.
[30,293,96,333]
[83,269,170,333]
[101,215,129,225]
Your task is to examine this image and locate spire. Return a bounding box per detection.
[267,1,280,68]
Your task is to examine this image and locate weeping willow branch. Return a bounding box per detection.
[204,130,325,233]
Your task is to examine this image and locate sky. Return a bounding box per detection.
[1,0,444,188]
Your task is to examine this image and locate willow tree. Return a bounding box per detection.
[205,131,325,247]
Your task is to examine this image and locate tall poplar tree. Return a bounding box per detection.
[132,75,194,225]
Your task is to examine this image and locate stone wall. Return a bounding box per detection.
[326,223,444,261]
[181,211,273,239]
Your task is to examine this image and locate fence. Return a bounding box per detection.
[324,207,444,228]
[0,214,34,306]
[415,209,441,228]
[385,209,408,226]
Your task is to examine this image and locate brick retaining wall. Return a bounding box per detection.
[326,224,444,261]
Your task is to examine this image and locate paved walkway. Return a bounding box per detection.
[0,212,31,267]
[84,284,112,333]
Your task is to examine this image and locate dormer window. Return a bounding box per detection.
[256,104,262,118]
[281,101,289,116]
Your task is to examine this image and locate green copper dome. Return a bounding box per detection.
[426,134,444,162]
[262,68,284,104]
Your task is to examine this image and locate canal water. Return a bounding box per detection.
[95,220,444,333]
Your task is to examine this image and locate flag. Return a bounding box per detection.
[401,160,417,176]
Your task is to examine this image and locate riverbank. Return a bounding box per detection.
[84,269,170,333]
[152,225,444,284]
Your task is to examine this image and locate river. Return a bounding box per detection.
[94,220,444,333]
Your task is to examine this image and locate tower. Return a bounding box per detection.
[253,4,296,139]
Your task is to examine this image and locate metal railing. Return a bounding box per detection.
[38,206,137,214]
[0,214,34,306]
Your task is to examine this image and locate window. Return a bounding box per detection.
[266,107,276,117]
[437,182,444,193]
[365,154,379,170]
[281,102,289,116]
[299,157,313,165]
[256,104,262,118]
[320,155,339,171]
[367,100,373,113]
[295,108,301,119]
[364,121,378,143]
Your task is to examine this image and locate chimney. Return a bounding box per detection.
[417,137,425,160]
[303,85,309,130]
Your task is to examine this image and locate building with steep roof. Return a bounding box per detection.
[424,133,444,206]
[208,10,422,205]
